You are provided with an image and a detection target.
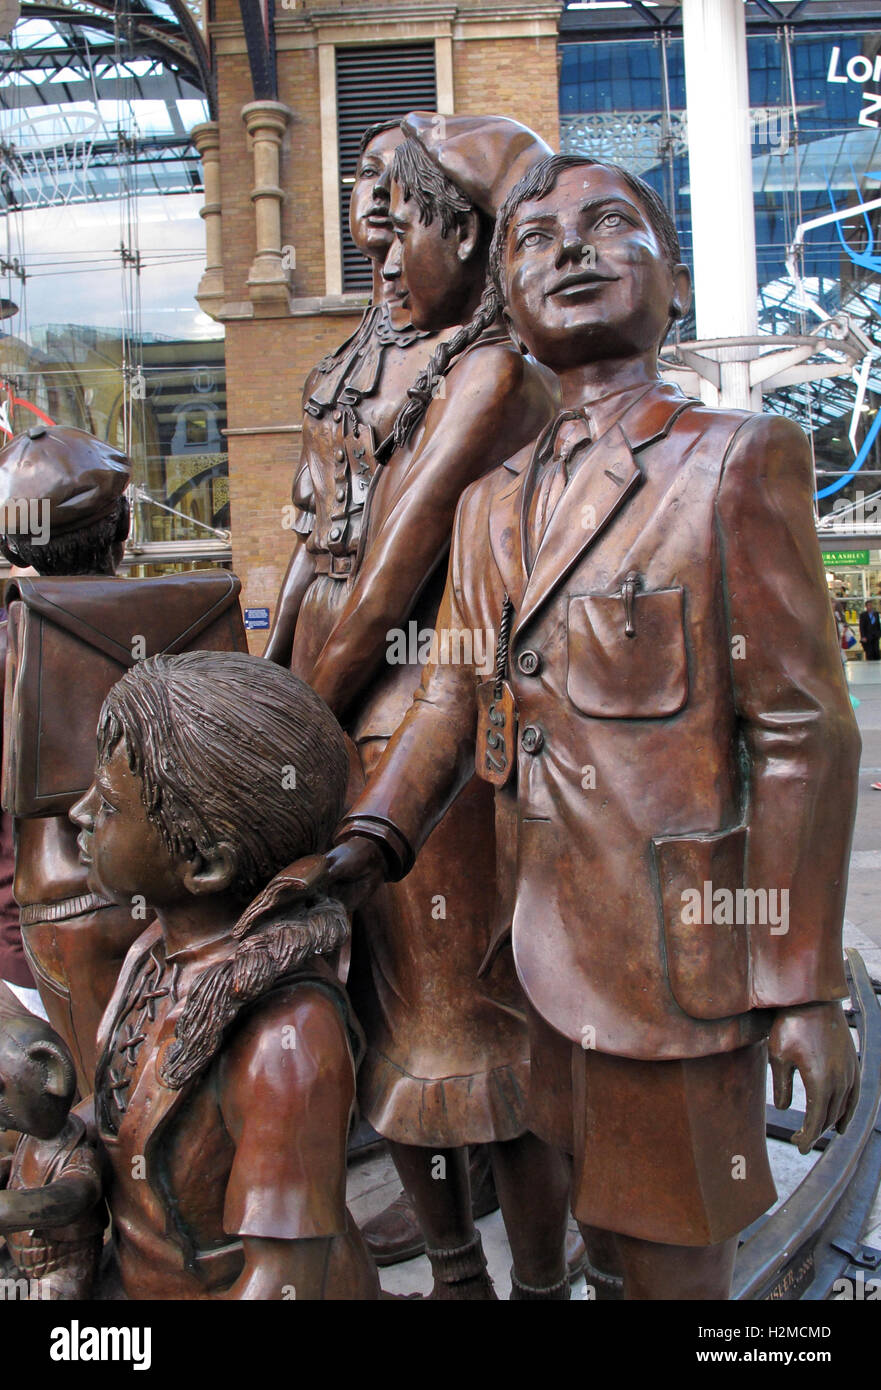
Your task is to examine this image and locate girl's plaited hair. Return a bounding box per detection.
[393,285,501,449]
[390,136,499,449]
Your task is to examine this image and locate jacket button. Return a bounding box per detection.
[329,526,342,541]
[335,485,346,501]
[333,411,342,422]
[335,448,345,461]
[521,725,544,754]
[517,649,541,676]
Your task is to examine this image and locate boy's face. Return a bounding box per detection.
[384,180,475,331]
[71,742,188,908]
[501,164,690,371]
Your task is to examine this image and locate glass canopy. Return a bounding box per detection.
[0,4,227,564]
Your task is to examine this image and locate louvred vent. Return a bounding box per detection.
[337,43,437,293]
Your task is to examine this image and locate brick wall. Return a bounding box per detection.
[452,35,560,148]
[224,315,352,651]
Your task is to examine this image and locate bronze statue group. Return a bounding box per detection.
[0,113,861,1302]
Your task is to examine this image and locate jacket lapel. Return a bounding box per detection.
[95,922,162,1086]
[96,927,228,1151]
[488,469,530,610]
[487,420,557,610]
[513,383,694,638]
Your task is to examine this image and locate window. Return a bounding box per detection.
[336,43,437,293]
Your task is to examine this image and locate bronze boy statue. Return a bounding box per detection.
[0,426,246,1097]
[267,113,572,1299]
[70,652,378,1300]
[244,154,861,1300]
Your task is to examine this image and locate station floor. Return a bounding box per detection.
[350,661,881,1299]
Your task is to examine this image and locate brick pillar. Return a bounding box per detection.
[190,121,225,320]
[241,100,294,314]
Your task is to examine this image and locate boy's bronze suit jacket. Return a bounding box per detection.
[340,381,861,1061]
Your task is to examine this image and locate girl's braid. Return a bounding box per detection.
[393,284,502,449]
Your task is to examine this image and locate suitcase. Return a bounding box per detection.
[2,571,247,817]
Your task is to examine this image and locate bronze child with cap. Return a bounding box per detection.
[0,424,247,1100]
[244,153,861,1300]
[0,424,141,1092]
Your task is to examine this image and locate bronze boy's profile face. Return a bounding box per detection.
[349,127,401,259]
[384,179,481,331]
[71,745,187,909]
[502,164,690,371]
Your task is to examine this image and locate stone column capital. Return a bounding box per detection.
[189,119,221,155]
[241,103,295,315]
[241,101,295,139]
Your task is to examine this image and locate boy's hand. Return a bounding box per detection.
[234,838,386,939]
[769,1001,860,1154]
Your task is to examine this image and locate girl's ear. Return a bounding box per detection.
[182,842,238,896]
[456,208,482,264]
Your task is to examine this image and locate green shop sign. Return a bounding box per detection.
[823,549,870,567]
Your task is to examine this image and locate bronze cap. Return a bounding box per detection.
[401,112,553,217]
[0,425,130,536]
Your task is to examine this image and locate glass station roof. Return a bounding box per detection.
[0,9,208,210]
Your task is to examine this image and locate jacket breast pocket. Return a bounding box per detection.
[566,587,688,718]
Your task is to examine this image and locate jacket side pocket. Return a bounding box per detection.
[652,826,751,1019]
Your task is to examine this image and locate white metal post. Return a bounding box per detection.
[681,0,761,409]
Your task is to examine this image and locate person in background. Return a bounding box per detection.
[833,599,860,717]
[859,598,881,660]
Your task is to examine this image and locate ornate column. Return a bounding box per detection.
[241,100,294,314]
[190,121,225,320]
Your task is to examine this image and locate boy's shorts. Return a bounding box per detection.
[526,1002,776,1247]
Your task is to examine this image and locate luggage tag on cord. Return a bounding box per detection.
[476,594,517,788]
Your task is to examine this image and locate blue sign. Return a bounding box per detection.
[244,607,270,630]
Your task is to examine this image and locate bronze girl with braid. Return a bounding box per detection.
[259,113,572,1300]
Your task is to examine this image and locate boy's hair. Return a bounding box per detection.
[96,650,349,899]
[390,135,480,238]
[358,118,400,158]
[489,153,682,299]
[0,496,129,576]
